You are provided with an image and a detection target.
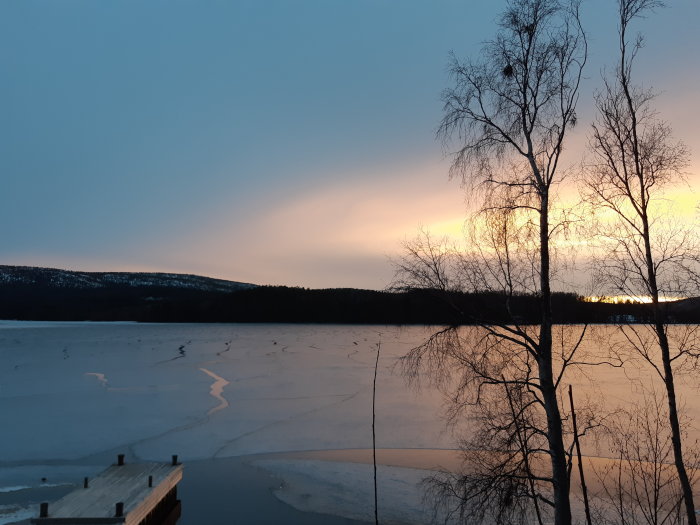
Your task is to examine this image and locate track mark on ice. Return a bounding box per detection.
[117,369,256,458]
[115,367,234,459]
[154,340,191,364]
[216,340,232,356]
[199,368,231,416]
[85,372,108,388]
[346,347,364,364]
[212,390,361,458]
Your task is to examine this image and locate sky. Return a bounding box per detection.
[1,0,698,290]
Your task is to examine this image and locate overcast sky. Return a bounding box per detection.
[1,0,698,289]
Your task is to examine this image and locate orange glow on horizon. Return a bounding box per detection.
[584,295,686,304]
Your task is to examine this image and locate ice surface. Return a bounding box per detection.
[3,322,698,523]
[256,459,436,525]
[0,322,450,523]
[0,323,453,463]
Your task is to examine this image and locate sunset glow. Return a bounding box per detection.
[584,295,686,304]
[3,2,700,524]
[1,1,697,289]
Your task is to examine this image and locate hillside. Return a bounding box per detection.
[0,265,255,321]
[0,265,253,293]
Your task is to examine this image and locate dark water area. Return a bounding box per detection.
[0,485,73,523]
[178,457,369,525]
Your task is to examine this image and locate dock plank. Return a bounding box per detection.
[32,461,182,524]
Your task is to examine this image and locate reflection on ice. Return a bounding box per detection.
[3,322,694,523]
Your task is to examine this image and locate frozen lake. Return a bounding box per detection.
[0,322,451,524]
[0,323,452,461]
[1,322,698,523]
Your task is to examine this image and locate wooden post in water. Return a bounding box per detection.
[117,454,125,466]
[115,502,124,517]
[39,503,48,518]
[83,477,88,489]
[171,455,178,466]
[148,475,153,488]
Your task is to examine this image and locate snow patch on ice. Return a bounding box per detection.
[0,486,30,494]
[0,504,34,525]
[254,459,435,525]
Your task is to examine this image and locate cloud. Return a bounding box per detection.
[149,159,467,288]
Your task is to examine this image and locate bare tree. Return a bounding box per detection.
[591,390,699,525]
[422,369,553,524]
[373,341,381,525]
[394,1,588,523]
[582,1,699,522]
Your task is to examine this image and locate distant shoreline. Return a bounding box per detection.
[1,265,698,324]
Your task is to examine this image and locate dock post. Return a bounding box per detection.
[117,454,125,466]
[171,454,178,466]
[28,459,183,525]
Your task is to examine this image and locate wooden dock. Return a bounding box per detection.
[31,455,183,525]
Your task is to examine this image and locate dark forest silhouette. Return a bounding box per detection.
[1,266,698,324]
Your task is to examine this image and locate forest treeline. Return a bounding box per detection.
[2,279,699,324]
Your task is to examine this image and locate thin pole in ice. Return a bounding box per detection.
[372,340,381,525]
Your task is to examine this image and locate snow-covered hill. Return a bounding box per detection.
[0,265,255,293]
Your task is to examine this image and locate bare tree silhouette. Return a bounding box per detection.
[393,1,588,523]
[582,1,699,522]
[591,390,699,525]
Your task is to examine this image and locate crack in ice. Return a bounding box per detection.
[212,390,361,458]
[199,368,230,416]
